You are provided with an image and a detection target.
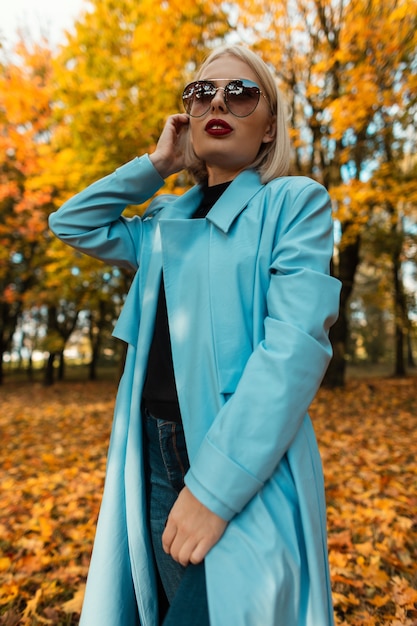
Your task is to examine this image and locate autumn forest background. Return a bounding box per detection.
[1,0,416,624]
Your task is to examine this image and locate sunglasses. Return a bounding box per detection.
[182,78,266,118]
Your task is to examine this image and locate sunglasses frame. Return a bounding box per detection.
[182,78,267,118]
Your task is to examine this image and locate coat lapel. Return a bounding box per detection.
[206,169,263,232]
[150,167,264,230]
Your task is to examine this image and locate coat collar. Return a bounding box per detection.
[161,169,264,233]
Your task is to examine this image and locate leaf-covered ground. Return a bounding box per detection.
[311,378,417,625]
[1,376,416,625]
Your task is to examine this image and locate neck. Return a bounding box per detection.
[206,165,243,187]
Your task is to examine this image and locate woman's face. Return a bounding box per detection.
[189,55,275,186]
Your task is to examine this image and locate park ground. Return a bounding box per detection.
[0,371,416,625]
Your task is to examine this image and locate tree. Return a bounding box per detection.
[1,1,233,384]
[237,0,417,384]
[45,0,230,194]
[26,0,233,382]
[0,39,55,384]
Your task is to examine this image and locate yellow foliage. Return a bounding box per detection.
[45,0,230,197]
[61,585,86,614]
[1,376,416,623]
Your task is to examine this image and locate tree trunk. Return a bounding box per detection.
[88,301,106,381]
[44,352,56,386]
[0,301,20,385]
[394,323,406,377]
[392,243,407,377]
[0,343,4,386]
[388,205,409,378]
[89,344,99,381]
[27,352,34,380]
[407,334,415,368]
[58,351,65,381]
[323,231,360,387]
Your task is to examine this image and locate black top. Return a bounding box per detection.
[142,180,231,422]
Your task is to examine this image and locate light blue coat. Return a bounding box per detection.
[49,155,341,626]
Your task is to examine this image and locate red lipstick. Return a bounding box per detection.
[205,118,233,136]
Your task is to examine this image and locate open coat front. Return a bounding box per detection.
[49,155,341,626]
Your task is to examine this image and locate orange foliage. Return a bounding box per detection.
[311,378,417,625]
[0,381,115,625]
[0,40,55,303]
[0,376,416,624]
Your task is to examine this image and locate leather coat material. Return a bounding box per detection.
[49,155,341,626]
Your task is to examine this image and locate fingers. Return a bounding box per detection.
[162,521,207,567]
[149,113,189,179]
[161,488,228,567]
[161,515,176,555]
[161,113,189,147]
[189,539,211,565]
[174,537,202,568]
[169,112,190,134]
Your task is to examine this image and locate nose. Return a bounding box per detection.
[210,87,227,112]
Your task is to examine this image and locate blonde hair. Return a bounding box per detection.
[184,45,291,184]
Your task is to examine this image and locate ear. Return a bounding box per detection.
[262,118,276,144]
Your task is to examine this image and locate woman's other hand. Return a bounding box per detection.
[162,486,228,567]
[150,113,190,179]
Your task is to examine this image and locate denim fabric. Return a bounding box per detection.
[144,414,189,603]
[143,413,210,626]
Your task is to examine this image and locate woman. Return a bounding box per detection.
[49,44,340,626]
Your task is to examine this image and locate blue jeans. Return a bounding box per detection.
[143,413,210,626]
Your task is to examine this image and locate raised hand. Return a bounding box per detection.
[149,113,190,179]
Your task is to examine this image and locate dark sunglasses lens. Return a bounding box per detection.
[182,80,261,117]
[182,82,215,117]
[225,81,260,117]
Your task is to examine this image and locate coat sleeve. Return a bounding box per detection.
[184,179,341,521]
[48,155,165,270]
